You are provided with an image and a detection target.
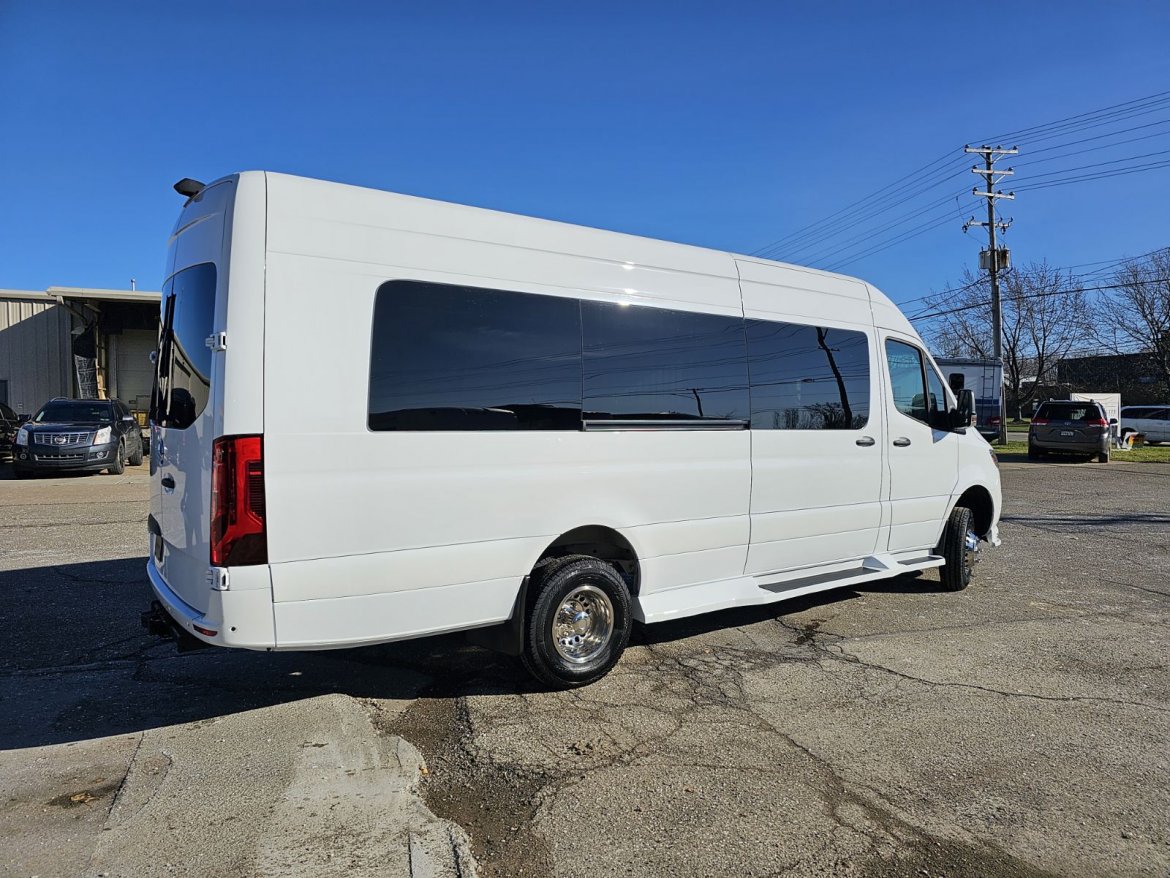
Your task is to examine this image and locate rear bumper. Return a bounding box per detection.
[146,549,276,650]
[1029,434,1108,454]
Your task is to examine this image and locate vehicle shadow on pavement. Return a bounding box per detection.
[0,557,527,751]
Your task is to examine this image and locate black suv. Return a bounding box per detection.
[1028,400,1113,463]
[12,398,145,478]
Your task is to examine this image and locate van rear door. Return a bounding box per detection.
[152,181,235,614]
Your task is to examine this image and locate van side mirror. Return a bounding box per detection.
[952,389,976,431]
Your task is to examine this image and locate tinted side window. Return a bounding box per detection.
[886,340,929,425]
[368,281,583,431]
[746,321,870,429]
[157,264,216,429]
[581,302,749,423]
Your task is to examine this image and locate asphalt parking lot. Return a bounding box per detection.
[1,459,1168,878]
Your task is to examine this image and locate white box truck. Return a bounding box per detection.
[937,357,1003,442]
[144,172,1003,687]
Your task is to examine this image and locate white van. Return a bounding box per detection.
[146,172,1002,687]
[1120,405,1170,445]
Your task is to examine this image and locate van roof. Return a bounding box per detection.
[238,171,917,336]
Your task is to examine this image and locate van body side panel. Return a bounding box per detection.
[220,172,267,439]
[261,177,750,644]
[737,260,886,574]
[263,172,743,314]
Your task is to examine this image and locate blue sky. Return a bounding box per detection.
[1,1,1168,309]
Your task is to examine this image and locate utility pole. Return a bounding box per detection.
[963,144,1017,445]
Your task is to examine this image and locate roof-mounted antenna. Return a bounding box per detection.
[173,178,205,198]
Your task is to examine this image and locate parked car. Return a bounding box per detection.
[0,402,23,461]
[1119,405,1170,445]
[11,398,145,478]
[1028,399,1113,462]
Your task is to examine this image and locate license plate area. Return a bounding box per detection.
[1060,430,1075,437]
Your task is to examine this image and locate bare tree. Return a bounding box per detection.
[1099,248,1170,396]
[921,261,1092,417]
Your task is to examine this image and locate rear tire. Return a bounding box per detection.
[1027,442,1044,460]
[938,506,977,592]
[107,442,125,475]
[129,440,144,467]
[1097,450,1110,463]
[521,555,632,689]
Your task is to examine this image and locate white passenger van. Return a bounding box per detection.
[146,172,1002,687]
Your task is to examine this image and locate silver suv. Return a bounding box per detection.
[1028,400,1113,463]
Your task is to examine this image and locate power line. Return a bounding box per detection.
[1017,118,1170,161]
[897,246,1170,312]
[908,276,1170,322]
[980,90,1170,143]
[751,91,1170,272]
[1014,158,1170,192]
[822,200,982,271]
[751,152,968,259]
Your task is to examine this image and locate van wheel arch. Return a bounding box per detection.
[465,525,641,660]
[952,485,995,538]
[532,525,641,596]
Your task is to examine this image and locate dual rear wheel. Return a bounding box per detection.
[521,555,632,689]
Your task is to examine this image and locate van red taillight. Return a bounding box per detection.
[210,435,267,567]
[1032,417,1049,426]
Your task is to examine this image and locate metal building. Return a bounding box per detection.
[0,287,160,419]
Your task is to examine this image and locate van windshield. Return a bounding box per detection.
[151,263,217,429]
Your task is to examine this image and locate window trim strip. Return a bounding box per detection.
[582,418,750,432]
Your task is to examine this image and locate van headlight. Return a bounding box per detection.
[14,426,29,446]
[93,426,112,445]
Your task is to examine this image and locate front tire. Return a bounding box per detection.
[107,442,125,475]
[521,555,632,689]
[938,506,978,592]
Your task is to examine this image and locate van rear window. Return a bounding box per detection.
[1038,403,1099,422]
[152,263,216,429]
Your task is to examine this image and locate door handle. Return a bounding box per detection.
[855,436,876,447]
[893,437,912,447]
[161,475,175,492]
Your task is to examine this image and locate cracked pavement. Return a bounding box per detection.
[1,458,1168,877]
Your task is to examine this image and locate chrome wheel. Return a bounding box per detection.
[551,583,614,664]
[963,529,981,579]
